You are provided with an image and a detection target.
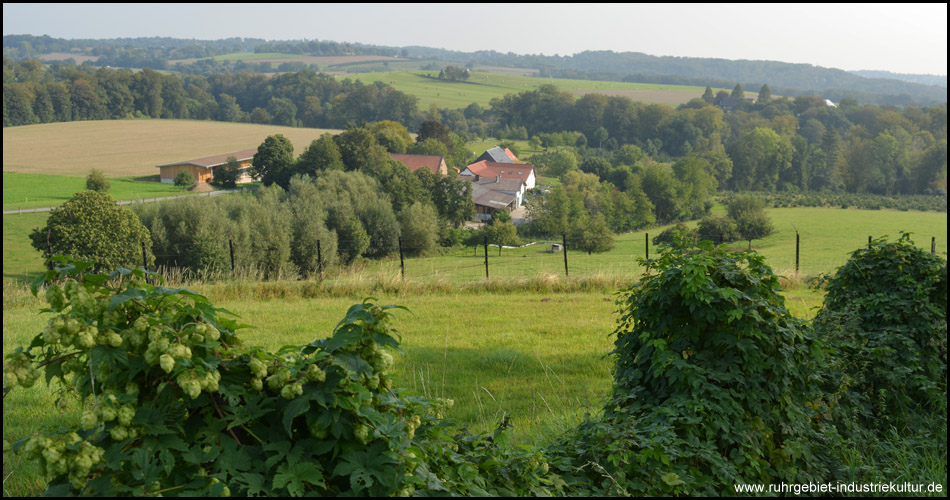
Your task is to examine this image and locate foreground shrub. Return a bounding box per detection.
[814,233,948,434]
[547,239,836,495]
[3,258,563,496]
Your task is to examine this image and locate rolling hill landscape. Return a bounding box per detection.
[2,11,947,497]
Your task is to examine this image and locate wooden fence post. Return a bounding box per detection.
[562,233,569,277]
[484,235,489,279]
[317,239,323,279]
[645,232,650,261]
[796,231,800,274]
[398,237,405,279]
[229,236,235,275]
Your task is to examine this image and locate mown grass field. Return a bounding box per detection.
[2,120,343,177]
[2,173,208,211]
[346,70,715,109]
[343,206,947,287]
[3,212,48,283]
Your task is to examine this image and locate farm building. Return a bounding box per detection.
[474,146,519,164]
[466,176,526,220]
[459,160,536,191]
[156,149,257,184]
[388,153,448,175]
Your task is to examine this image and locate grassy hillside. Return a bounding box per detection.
[345,70,714,109]
[2,120,343,177]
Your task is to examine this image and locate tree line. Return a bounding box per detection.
[4,58,946,198]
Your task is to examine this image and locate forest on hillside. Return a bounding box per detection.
[3,34,946,105]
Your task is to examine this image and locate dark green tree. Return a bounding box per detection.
[757,84,772,104]
[267,97,297,126]
[580,156,611,181]
[30,190,153,272]
[295,133,345,179]
[174,170,195,189]
[212,156,242,189]
[731,83,744,99]
[702,86,715,103]
[569,213,614,254]
[727,195,773,248]
[252,134,295,187]
[397,202,440,256]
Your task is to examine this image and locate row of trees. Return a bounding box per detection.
[3,59,422,129]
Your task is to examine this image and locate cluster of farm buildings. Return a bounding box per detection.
[157,146,536,221]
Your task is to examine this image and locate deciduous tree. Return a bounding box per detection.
[30,190,153,272]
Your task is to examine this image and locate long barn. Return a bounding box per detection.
[156,149,257,184]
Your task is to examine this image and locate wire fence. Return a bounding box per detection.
[116,231,946,288]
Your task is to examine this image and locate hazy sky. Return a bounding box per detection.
[3,3,947,75]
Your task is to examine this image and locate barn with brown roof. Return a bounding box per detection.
[388,153,448,175]
[156,149,257,184]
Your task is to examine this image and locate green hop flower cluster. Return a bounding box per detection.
[406,415,422,440]
[3,352,40,389]
[22,433,105,490]
[175,369,221,399]
[353,424,372,445]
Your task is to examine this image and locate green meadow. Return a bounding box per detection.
[3,172,203,212]
[341,206,947,286]
[3,211,48,283]
[345,70,712,109]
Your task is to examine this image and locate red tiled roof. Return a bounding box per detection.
[464,160,534,183]
[504,148,519,162]
[389,153,446,175]
[157,149,258,169]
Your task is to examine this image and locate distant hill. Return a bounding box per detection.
[5,35,947,106]
[849,70,946,88]
[401,47,948,105]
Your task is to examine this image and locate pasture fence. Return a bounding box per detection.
[117,229,945,288]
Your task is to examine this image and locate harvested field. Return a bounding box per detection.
[2,120,343,177]
[256,55,402,65]
[567,88,703,106]
[209,53,402,65]
[37,52,99,64]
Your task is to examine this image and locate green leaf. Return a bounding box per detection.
[273,461,325,497]
[108,287,147,311]
[282,393,313,437]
